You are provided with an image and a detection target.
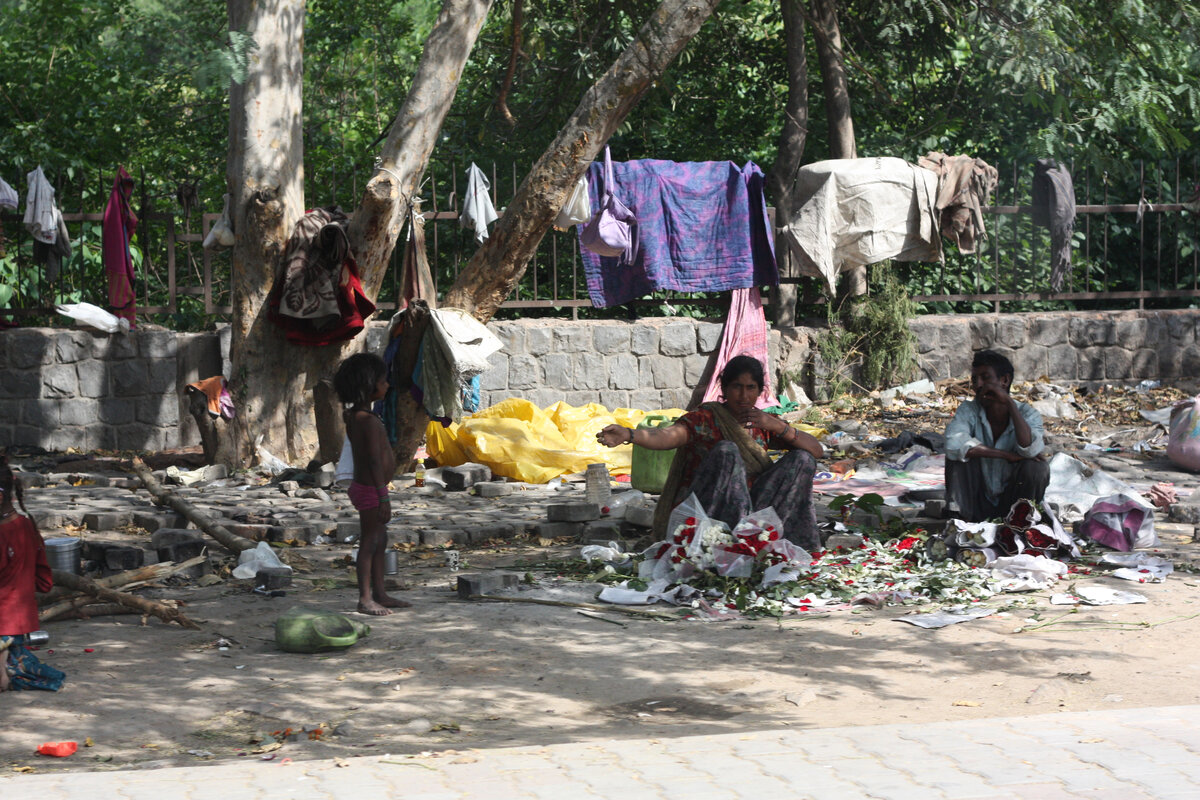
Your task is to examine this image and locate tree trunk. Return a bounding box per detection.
[349,0,495,294]
[809,0,864,298]
[444,0,723,319]
[769,0,809,326]
[219,0,494,469]
[221,0,309,466]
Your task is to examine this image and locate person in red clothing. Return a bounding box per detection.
[0,455,64,692]
[596,355,825,551]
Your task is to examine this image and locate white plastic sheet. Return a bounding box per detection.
[232,541,291,579]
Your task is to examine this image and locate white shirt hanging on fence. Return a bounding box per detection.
[460,163,498,244]
[24,166,59,244]
[0,176,18,210]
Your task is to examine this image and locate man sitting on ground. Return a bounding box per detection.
[944,350,1049,522]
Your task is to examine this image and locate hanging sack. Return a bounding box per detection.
[1167,395,1200,472]
[554,174,592,230]
[580,146,637,262]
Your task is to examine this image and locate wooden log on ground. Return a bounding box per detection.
[49,570,202,630]
[39,555,207,622]
[130,457,255,554]
[54,604,139,621]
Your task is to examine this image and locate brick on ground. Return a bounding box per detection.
[547,502,601,522]
[82,511,132,531]
[534,521,584,539]
[456,572,520,599]
[474,481,513,498]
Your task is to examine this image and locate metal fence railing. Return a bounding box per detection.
[2,158,1197,324]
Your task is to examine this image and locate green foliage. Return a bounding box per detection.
[815,262,919,394]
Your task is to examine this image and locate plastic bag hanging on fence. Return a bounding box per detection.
[203,193,235,249]
[460,163,498,244]
[554,174,591,230]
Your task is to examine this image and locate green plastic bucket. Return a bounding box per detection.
[630,414,678,494]
[274,606,370,653]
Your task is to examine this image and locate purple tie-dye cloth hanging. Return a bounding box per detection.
[578,159,778,308]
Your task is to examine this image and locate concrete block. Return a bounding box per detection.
[255,567,293,590]
[660,388,691,409]
[1029,317,1068,346]
[967,317,996,350]
[132,511,189,532]
[939,322,971,356]
[1131,348,1157,379]
[42,364,78,397]
[1045,345,1078,381]
[456,572,520,599]
[526,326,553,355]
[599,390,630,410]
[140,330,178,359]
[146,360,177,393]
[1104,347,1133,381]
[697,322,723,354]
[574,353,607,390]
[110,360,148,396]
[99,397,136,425]
[226,523,272,542]
[443,463,492,492]
[996,318,1027,348]
[0,369,38,399]
[683,354,709,386]
[336,521,361,543]
[534,521,585,539]
[478,352,508,391]
[650,357,684,390]
[584,519,622,539]
[630,325,659,356]
[83,511,132,531]
[608,354,639,389]
[593,325,631,354]
[468,522,518,543]
[23,400,60,427]
[547,502,601,522]
[540,353,572,387]
[659,322,696,356]
[151,529,206,562]
[508,354,539,389]
[92,331,138,360]
[552,325,589,352]
[105,546,145,572]
[116,423,162,451]
[624,499,658,529]
[629,389,662,411]
[59,398,99,427]
[268,525,311,543]
[824,533,865,551]
[488,321,524,353]
[390,528,420,545]
[420,528,456,546]
[7,331,49,369]
[1077,349,1105,381]
[137,395,179,426]
[475,481,513,498]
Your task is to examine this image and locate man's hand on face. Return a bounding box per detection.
[977,377,1011,406]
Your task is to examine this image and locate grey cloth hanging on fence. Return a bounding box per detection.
[32,209,71,282]
[0,176,17,210]
[1032,159,1076,292]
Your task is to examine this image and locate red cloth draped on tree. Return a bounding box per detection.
[102,167,138,328]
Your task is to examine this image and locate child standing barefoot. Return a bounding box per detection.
[1,454,65,692]
[333,354,410,616]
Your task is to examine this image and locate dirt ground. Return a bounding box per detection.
[4,380,1200,776]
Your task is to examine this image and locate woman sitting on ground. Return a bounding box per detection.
[596,355,824,550]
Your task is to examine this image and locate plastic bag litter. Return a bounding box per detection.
[1167,395,1200,472]
[989,554,1067,591]
[426,398,684,484]
[553,174,592,230]
[1079,493,1157,551]
[56,302,128,334]
[1101,552,1173,582]
[895,606,995,628]
[878,378,937,401]
[1050,586,1147,605]
[233,541,291,580]
[254,435,290,476]
[580,541,629,567]
[1044,452,1149,523]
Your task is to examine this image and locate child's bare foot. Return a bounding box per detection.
[357,600,393,616]
[375,593,412,609]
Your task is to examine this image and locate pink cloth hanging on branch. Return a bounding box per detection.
[103,166,138,328]
[701,287,779,408]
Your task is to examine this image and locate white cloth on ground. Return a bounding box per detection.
[460,163,499,244]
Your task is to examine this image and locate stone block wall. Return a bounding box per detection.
[477,318,769,411]
[2,309,1197,453]
[908,310,1200,385]
[0,327,221,451]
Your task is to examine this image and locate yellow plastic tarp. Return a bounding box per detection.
[426,399,684,484]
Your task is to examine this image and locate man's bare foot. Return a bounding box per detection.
[357,600,392,616]
[375,593,412,609]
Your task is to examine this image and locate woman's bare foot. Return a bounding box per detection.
[357,600,392,616]
[375,593,412,609]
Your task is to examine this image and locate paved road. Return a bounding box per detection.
[11,705,1200,799]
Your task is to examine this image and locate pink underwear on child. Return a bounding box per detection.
[348,482,387,511]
